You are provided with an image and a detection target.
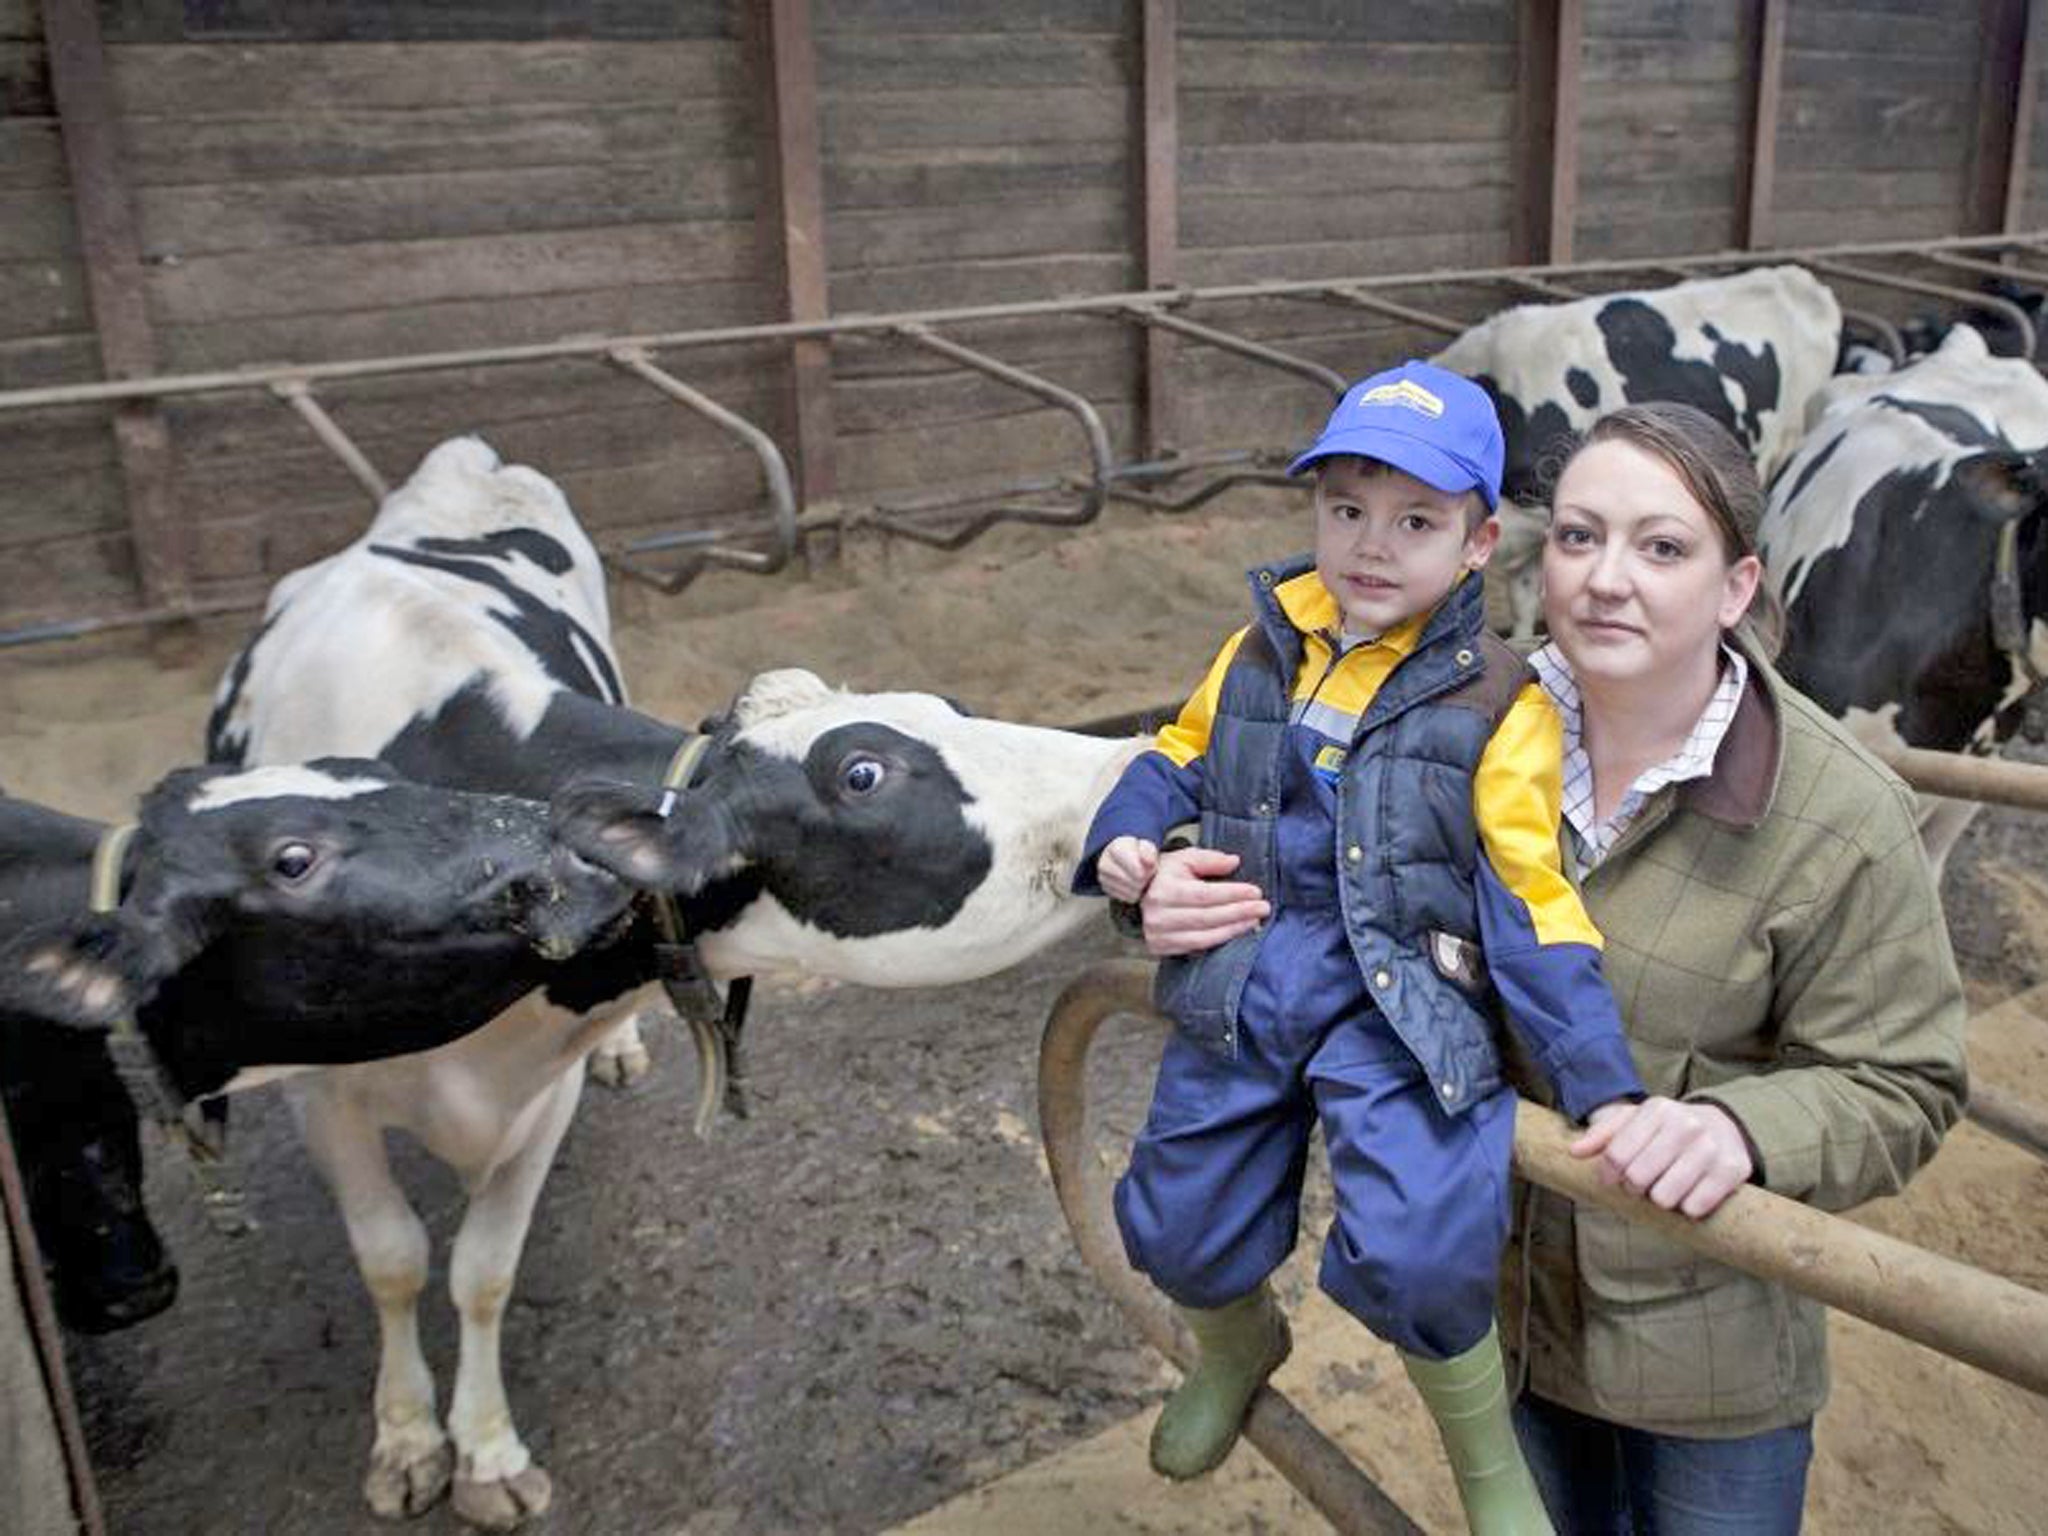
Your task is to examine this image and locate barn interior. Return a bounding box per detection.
[5,2,2048,1533]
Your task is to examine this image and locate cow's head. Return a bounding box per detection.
[7,760,631,1031]
[552,669,1146,987]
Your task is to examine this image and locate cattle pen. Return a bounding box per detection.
[9,2,2048,1534]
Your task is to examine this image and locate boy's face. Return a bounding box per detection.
[1313,456,1499,635]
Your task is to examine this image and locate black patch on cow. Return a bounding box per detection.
[204,613,276,767]
[378,681,682,801]
[1872,395,2012,452]
[681,725,993,939]
[1594,298,1781,449]
[1477,375,1577,505]
[411,529,575,574]
[369,543,624,706]
[1777,430,1847,511]
[1564,367,1599,409]
[1778,462,2020,750]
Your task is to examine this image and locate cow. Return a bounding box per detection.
[1759,321,2048,879]
[1429,265,1844,637]
[205,437,1145,1528]
[1,760,629,1335]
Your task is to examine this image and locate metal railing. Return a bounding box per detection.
[7,228,2048,647]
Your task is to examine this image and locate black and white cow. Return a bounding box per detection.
[1761,322,2048,877]
[1430,265,1844,636]
[206,437,1144,1528]
[1,761,629,1334]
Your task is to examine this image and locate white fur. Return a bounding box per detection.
[219,441,1150,1528]
[186,766,387,813]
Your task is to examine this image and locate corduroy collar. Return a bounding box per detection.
[1675,641,1783,829]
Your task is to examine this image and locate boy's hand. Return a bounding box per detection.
[1096,836,1160,904]
[1571,1096,1753,1219]
[1140,847,1270,957]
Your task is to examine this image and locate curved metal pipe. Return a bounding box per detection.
[1117,304,1351,397]
[606,345,799,588]
[1039,959,1426,1535]
[1806,258,2037,362]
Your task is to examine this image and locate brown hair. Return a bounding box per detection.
[1557,402,1784,658]
[1315,454,1492,531]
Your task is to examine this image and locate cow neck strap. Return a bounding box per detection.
[88,823,256,1239]
[1992,521,2048,742]
[649,734,754,1141]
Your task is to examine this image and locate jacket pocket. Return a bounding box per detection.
[1573,1206,1794,1423]
[1427,929,1489,996]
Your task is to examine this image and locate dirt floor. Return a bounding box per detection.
[5,486,2048,1534]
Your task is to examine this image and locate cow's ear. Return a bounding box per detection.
[3,917,159,1029]
[551,780,698,890]
[1952,449,2048,522]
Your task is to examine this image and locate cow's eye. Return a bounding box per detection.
[840,756,887,796]
[271,842,318,882]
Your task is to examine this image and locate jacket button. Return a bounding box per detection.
[1456,648,1475,666]
[1255,800,1271,816]
[1373,968,1392,989]
[1442,1081,1460,1100]
[1346,844,1363,864]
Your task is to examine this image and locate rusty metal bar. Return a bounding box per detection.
[1739,0,1788,249]
[1927,249,2048,289]
[1501,274,1585,300]
[760,0,837,517]
[1970,1083,2048,1164]
[15,231,2048,416]
[41,0,190,614]
[1039,960,1425,1535]
[1316,286,1470,337]
[1841,308,1908,364]
[605,347,798,589]
[1140,0,1181,459]
[1116,304,1348,397]
[270,381,389,502]
[858,323,1114,548]
[1805,258,2039,360]
[1880,746,2048,810]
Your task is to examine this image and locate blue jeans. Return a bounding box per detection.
[1512,1391,1813,1535]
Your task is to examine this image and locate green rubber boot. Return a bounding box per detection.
[1148,1286,1293,1481]
[1400,1323,1554,1536]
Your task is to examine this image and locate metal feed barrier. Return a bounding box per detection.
[7,229,2048,647]
[1038,960,2048,1535]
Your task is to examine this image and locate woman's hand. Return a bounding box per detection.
[1095,836,1160,904]
[1139,846,1271,957]
[1571,1096,1754,1219]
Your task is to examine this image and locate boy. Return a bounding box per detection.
[1073,361,1645,1536]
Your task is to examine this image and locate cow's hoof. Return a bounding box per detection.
[587,1015,653,1089]
[363,1439,453,1519]
[451,1466,553,1529]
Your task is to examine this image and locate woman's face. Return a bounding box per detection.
[1542,438,1761,688]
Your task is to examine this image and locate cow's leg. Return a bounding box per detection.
[443,1066,583,1529]
[292,1084,452,1519]
[584,994,654,1089]
[1916,793,1984,887]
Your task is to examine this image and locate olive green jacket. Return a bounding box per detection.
[1501,651,1968,1438]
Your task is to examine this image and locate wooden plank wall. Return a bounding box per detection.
[1171,0,1519,453]
[0,0,2036,633]
[0,0,138,615]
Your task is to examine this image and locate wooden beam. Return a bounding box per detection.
[40,0,189,612]
[1140,0,1180,458]
[2004,0,2042,231]
[1973,0,2035,234]
[1738,0,1788,249]
[1513,0,1582,265]
[760,0,836,515]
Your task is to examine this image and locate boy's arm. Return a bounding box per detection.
[1071,627,1247,895]
[1471,683,1647,1121]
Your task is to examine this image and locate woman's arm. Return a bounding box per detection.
[1687,777,1969,1210]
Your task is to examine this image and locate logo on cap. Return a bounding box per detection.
[1357,379,1445,418]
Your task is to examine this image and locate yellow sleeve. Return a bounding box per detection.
[1472,682,1604,950]
[1152,626,1250,768]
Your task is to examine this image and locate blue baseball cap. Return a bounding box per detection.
[1287,360,1505,512]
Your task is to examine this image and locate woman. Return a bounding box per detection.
[1138,402,1969,1533]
